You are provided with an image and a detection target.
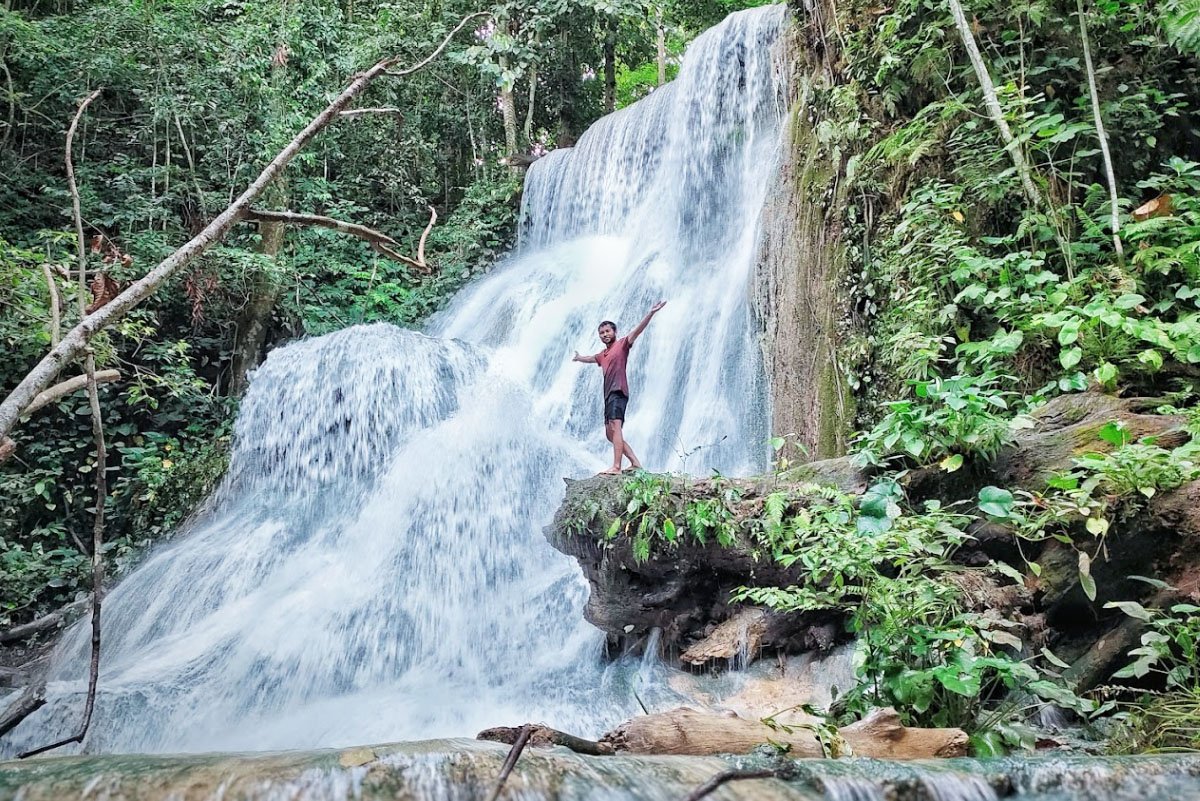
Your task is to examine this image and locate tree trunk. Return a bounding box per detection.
[603,17,617,113]
[499,18,519,157]
[1076,0,1125,268]
[656,7,667,86]
[946,0,1042,211]
[523,65,538,146]
[229,215,285,395]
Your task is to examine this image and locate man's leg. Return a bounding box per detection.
[601,419,624,474]
[622,440,641,469]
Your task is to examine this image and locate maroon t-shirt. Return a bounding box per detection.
[594,336,632,397]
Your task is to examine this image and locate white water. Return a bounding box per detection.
[3,5,790,755]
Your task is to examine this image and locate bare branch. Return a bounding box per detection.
[1076,0,1125,267]
[338,107,404,118]
[946,1,1041,209]
[68,89,102,318]
[416,205,437,269]
[243,209,434,273]
[21,370,120,417]
[682,769,782,801]
[0,598,89,644]
[384,13,492,78]
[40,263,61,346]
[487,724,532,801]
[19,89,111,759]
[0,16,483,442]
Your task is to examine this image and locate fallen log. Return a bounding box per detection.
[0,597,89,644]
[0,682,46,738]
[601,706,967,759]
[478,724,615,756]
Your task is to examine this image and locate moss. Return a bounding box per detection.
[815,356,852,459]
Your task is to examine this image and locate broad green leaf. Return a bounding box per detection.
[940,453,964,473]
[1041,647,1071,669]
[1097,421,1130,447]
[1079,551,1097,602]
[1060,346,1082,369]
[1095,361,1118,385]
[978,486,1015,518]
[1086,516,1109,536]
[1104,601,1152,621]
[662,518,677,542]
[1114,293,1146,310]
[1138,349,1164,371]
[1058,317,1082,345]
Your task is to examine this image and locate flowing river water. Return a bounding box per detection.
[5,5,1200,799]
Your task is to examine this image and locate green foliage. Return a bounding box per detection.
[607,471,741,562]
[855,373,1021,467]
[734,482,1098,739]
[1105,593,1200,751]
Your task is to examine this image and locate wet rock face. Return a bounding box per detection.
[546,473,846,658]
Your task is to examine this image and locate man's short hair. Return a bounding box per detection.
[598,320,616,331]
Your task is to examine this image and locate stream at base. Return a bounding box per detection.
[3,742,1200,801]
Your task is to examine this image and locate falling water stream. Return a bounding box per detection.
[6,6,1200,799]
[2,4,789,757]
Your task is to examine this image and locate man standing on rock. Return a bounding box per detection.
[572,302,666,475]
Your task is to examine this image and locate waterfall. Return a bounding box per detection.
[2,4,790,755]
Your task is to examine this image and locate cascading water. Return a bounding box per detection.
[2,5,791,755]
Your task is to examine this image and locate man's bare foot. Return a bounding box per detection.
[599,466,622,475]
[622,466,641,473]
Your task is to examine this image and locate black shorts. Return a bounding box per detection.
[604,391,628,422]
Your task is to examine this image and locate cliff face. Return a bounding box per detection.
[753,5,851,461]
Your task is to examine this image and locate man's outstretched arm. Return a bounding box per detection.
[572,351,599,364]
[625,301,666,345]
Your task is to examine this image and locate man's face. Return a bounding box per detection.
[598,324,616,345]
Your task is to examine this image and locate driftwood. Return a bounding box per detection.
[0,597,89,644]
[486,724,532,801]
[480,708,965,760]
[478,724,615,756]
[680,608,767,666]
[0,682,46,738]
[601,706,968,759]
[682,769,784,801]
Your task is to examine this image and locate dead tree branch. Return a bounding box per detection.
[0,598,89,644]
[487,724,532,801]
[416,205,436,268]
[242,209,434,272]
[947,0,1073,276]
[682,769,782,801]
[1076,0,1125,268]
[0,682,46,739]
[69,90,102,318]
[0,13,488,443]
[21,370,120,417]
[40,263,61,346]
[18,90,110,758]
[338,107,404,118]
[478,724,615,756]
[0,369,119,465]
